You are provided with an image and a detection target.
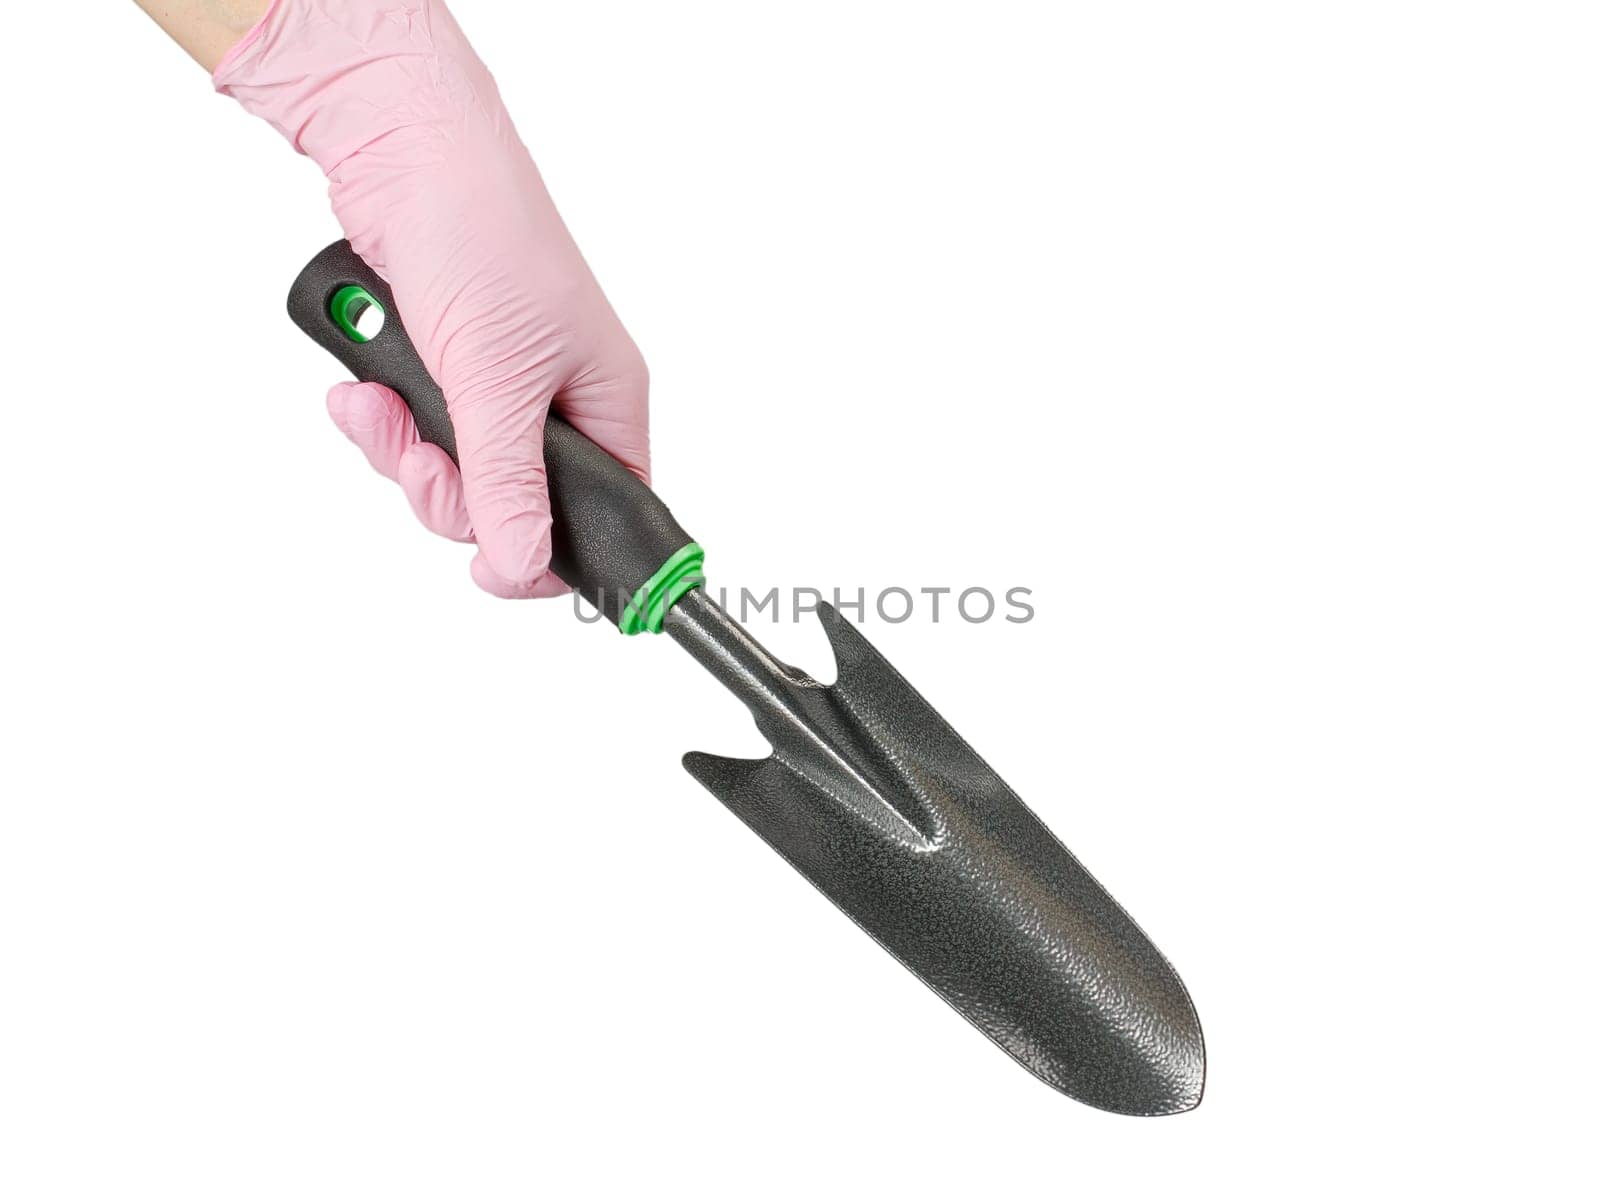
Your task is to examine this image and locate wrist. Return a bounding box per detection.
[214,0,484,178]
[208,0,279,76]
[135,0,274,71]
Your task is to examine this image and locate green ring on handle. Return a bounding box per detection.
[330,285,383,343]
[619,542,706,635]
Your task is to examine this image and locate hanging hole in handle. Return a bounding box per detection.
[330,286,386,343]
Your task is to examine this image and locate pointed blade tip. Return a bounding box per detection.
[1043,1054,1205,1117]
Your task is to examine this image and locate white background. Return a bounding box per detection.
[1,2,1595,1196]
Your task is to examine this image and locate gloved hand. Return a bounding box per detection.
[216,0,649,598]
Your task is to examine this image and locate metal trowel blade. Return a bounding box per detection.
[673,598,1204,1115]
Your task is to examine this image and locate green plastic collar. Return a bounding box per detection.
[619,542,706,635]
[330,285,383,343]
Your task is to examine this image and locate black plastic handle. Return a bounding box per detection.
[289,240,697,629]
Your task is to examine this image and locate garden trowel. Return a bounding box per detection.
[289,241,1205,1115]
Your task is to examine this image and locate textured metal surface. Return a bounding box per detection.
[667,590,1205,1115]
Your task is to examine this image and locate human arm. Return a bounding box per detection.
[133,2,270,72]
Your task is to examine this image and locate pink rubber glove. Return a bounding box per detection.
[216,0,649,598]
